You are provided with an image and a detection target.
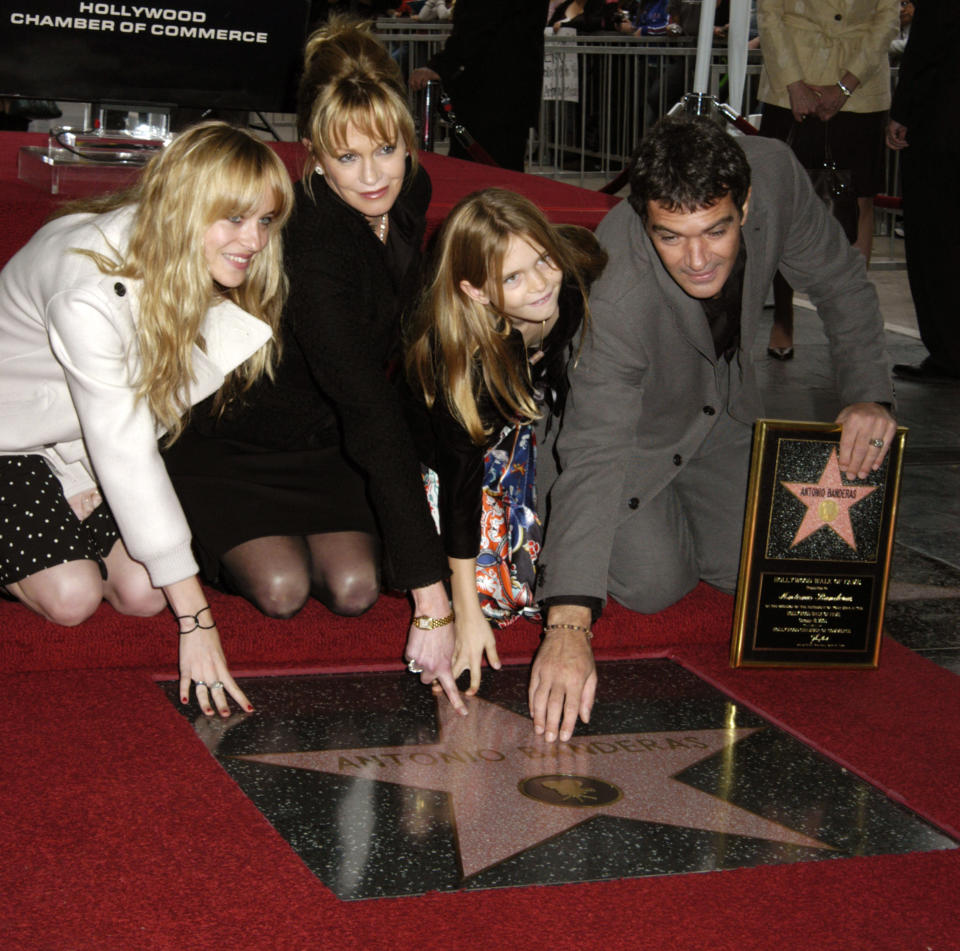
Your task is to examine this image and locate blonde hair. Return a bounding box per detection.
[406,189,607,445]
[57,121,294,441]
[297,17,418,192]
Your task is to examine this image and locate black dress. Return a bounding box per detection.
[163,164,449,591]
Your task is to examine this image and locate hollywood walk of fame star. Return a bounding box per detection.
[235,696,831,879]
[781,448,878,551]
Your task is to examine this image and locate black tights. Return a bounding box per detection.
[220,531,380,619]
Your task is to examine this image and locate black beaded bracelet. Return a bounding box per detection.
[176,605,215,635]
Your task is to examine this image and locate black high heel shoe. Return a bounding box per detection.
[767,346,794,361]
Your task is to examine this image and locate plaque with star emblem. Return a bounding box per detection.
[731,419,907,668]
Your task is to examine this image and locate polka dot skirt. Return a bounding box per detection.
[0,455,120,587]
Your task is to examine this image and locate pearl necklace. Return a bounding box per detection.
[374,213,387,243]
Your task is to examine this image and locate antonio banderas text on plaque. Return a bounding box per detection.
[731,420,907,668]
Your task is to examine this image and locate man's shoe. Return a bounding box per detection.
[892,359,960,382]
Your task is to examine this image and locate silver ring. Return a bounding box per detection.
[869,438,885,449]
[211,681,224,690]
[407,658,424,675]
[194,680,207,687]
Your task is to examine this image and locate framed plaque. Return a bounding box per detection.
[730,420,907,668]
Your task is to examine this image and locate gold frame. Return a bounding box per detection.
[730,420,907,669]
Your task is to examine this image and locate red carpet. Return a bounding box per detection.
[3,585,959,951]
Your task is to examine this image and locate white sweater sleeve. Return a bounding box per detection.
[46,284,198,587]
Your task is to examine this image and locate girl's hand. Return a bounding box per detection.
[452,602,501,696]
[67,488,103,521]
[178,621,253,718]
[166,576,252,718]
[446,557,501,695]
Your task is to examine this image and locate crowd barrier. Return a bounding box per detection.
[373,19,901,215]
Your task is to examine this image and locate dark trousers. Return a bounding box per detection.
[901,146,960,375]
[447,111,531,172]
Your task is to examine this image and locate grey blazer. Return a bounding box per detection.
[539,135,894,602]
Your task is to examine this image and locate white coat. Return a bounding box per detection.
[0,205,272,587]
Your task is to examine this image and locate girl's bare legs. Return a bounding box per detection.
[102,539,166,616]
[5,560,105,626]
[5,538,163,625]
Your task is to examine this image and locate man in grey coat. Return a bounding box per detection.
[529,116,897,743]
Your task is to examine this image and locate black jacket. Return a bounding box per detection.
[194,164,448,590]
[406,286,585,559]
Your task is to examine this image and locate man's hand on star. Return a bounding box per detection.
[529,605,597,743]
[835,401,897,480]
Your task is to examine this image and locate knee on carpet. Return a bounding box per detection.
[246,570,311,620]
[318,568,380,617]
[612,578,699,615]
[608,556,699,615]
[108,576,166,618]
[25,570,104,627]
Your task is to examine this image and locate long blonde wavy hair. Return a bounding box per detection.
[297,17,418,192]
[55,121,294,441]
[406,189,607,446]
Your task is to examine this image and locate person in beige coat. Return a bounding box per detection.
[757,0,898,358]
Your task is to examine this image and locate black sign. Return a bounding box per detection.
[1,1,310,111]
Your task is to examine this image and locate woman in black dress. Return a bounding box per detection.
[164,21,465,712]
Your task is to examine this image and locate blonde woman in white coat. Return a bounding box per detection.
[0,122,293,716]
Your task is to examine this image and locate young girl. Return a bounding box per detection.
[405,188,607,695]
[0,121,293,716]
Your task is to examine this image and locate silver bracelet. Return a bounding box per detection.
[836,79,853,98]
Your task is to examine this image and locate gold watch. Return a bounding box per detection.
[412,612,455,630]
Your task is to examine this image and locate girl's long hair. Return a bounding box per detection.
[54,121,294,441]
[297,17,418,193]
[406,188,607,445]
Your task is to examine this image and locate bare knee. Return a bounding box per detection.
[16,567,103,627]
[108,578,166,618]
[321,568,380,617]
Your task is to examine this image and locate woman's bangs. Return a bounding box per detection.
[210,156,292,225]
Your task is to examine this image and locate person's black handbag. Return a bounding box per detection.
[789,119,858,243]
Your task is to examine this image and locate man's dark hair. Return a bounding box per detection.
[628,115,751,220]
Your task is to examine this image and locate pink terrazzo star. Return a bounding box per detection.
[237,697,831,878]
[781,448,877,551]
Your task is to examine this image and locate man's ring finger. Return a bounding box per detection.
[407,658,424,675]
[869,438,885,449]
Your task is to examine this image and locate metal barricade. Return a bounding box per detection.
[373,21,764,184]
[374,20,899,207]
